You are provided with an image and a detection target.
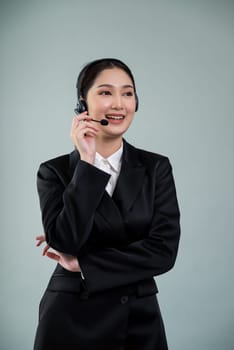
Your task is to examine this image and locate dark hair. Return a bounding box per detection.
[76,58,137,100]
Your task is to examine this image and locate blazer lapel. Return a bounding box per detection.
[95,191,127,242]
[112,140,146,213]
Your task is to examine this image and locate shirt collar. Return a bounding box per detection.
[95,143,123,172]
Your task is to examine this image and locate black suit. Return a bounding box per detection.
[34,140,180,350]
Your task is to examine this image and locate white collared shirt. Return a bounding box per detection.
[94,143,123,196]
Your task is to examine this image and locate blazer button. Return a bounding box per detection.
[121,296,129,304]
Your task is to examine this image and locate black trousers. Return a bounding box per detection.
[34,283,168,350]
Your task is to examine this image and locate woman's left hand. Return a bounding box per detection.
[36,235,81,272]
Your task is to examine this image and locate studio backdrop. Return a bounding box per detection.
[1,1,234,349]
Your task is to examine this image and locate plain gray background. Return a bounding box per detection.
[1,0,233,349]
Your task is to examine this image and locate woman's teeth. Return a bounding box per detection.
[106,115,124,120]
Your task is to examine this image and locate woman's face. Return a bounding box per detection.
[86,67,136,139]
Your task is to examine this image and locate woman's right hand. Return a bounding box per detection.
[70,112,99,164]
[36,235,81,272]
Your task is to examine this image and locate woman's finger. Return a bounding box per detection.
[71,116,80,129]
[36,235,46,246]
[45,251,60,262]
[75,121,99,133]
[71,113,89,129]
[42,244,50,256]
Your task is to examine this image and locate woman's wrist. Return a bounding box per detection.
[80,154,95,164]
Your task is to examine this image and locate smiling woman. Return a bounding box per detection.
[33,58,180,350]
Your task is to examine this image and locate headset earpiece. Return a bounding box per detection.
[135,93,139,112]
[74,99,88,114]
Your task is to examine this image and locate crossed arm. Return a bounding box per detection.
[36,234,80,272]
[36,156,180,293]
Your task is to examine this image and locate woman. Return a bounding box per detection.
[33,58,180,350]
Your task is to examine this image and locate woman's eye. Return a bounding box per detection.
[123,91,133,96]
[100,91,111,95]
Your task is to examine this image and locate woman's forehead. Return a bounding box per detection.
[93,68,134,86]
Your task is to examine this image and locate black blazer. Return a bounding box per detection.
[37,140,180,296]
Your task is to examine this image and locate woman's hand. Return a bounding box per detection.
[70,112,99,164]
[36,235,81,272]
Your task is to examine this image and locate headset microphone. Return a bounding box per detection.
[90,118,109,125]
[74,113,109,126]
[97,119,108,125]
[74,106,109,126]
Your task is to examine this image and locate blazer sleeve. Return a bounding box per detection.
[79,157,180,293]
[37,159,110,254]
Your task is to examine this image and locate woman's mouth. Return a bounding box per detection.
[106,115,125,121]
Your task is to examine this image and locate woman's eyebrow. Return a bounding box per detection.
[95,84,134,89]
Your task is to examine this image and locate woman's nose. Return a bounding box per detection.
[112,94,123,109]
